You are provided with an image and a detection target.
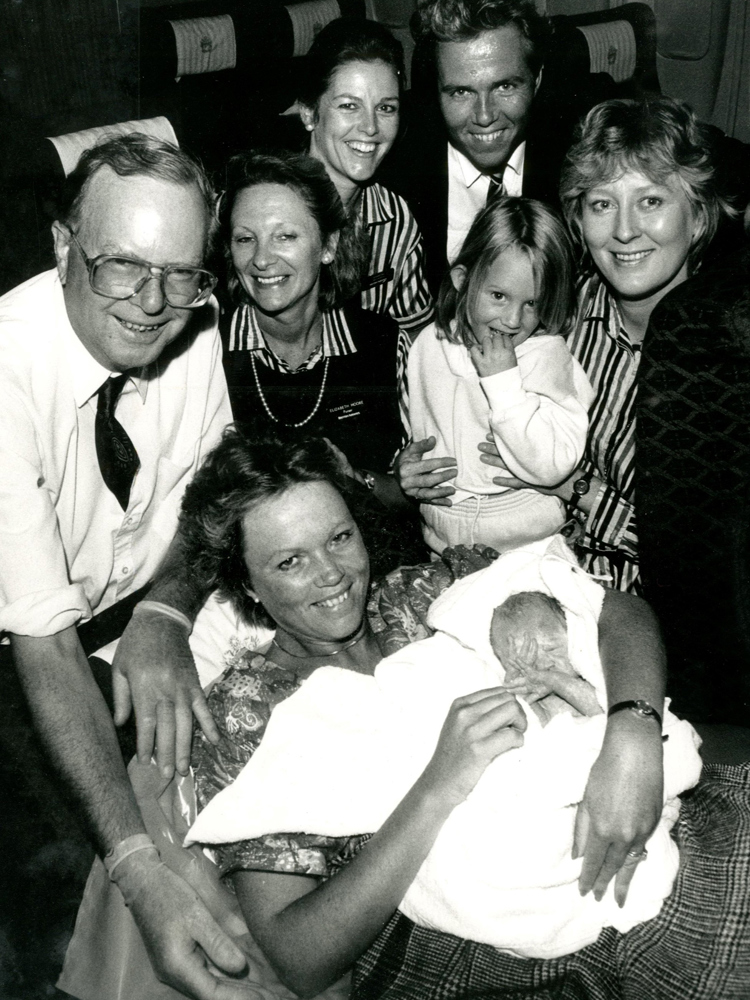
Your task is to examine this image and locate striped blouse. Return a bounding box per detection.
[228,301,356,370]
[568,275,641,595]
[361,183,434,429]
[360,182,434,338]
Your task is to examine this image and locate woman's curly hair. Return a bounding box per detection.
[179,423,357,627]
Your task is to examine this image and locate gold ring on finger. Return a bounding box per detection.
[625,848,648,862]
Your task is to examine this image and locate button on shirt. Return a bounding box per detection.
[447,142,526,265]
[0,269,232,637]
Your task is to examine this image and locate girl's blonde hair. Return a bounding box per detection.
[437,196,576,347]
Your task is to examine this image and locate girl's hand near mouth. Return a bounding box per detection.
[469,328,518,377]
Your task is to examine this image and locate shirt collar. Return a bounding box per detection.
[242,304,356,363]
[56,277,148,407]
[361,183,394,227]
[585,276,639,349]
[448,141,526,190]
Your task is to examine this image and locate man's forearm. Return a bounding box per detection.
[145,527,212,622]
[598,590,666,710]
[11,627,145,856]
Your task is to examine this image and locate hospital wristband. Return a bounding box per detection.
[133,600,192,632]
[104,834,158,881]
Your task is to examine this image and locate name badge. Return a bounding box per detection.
[330,399,364,421]
[361,268,394,290]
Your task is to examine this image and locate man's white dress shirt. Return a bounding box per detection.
[0,269,232,644]
[447,142,526,265]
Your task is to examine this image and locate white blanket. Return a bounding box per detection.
[187,537,702,958]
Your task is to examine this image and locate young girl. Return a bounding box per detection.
[405,196,594,554]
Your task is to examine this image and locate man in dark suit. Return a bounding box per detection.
[384,0,608,295]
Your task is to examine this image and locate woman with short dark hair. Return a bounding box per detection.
[295,18,434,344]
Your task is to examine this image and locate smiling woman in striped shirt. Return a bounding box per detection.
[296,19,434,353]
[472,98,730,593]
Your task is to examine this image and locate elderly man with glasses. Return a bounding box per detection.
[0,134,254,999]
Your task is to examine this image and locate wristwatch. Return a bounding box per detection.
[566,472,592,516]
[608,700,663,730]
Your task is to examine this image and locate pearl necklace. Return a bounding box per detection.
[251,353,329,429]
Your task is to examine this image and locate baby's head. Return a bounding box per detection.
[490,591,572,680]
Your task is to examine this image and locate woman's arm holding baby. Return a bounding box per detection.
[576,590,666,908]
[232,690,525,998]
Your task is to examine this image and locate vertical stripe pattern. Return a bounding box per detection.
[567,276,641,593]
[360,183,434,340]
[227,303,355,370]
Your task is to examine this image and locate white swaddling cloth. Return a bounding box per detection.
[187,536,702,958]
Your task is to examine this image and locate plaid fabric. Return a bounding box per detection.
[353,763,750,1000]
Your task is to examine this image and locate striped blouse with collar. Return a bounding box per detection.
[568,274,641,595]
[359,181,434,338]
[228,301,355,371]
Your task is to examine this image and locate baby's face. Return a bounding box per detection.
[490,596,571,680]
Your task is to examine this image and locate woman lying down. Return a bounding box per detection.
[62,426,750,1000]
[188,534,701,963]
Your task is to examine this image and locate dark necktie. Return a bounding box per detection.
[486,175,506,207]
[95,374,140,510]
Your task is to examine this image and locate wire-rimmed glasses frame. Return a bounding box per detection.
[67,230,217,309]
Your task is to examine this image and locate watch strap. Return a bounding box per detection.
[608,699,663,730]
[565,471,593,517]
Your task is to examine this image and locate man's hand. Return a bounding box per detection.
[112,610,219,778]
[574,712,663,907]
[478,435,574,498]
[122,856,256,999]
[394,437,457,506]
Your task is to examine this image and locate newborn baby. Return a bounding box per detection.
[188,536,702,959]
[491,591,602,724]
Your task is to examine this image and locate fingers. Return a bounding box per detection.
[453,687,528,736]
[160,922,247,1000]
[572,800,589,860]
[175,690,195,777]
[614,846,648,908]
[193,691,221,747]
[112,668,133,727]
[156,699,177,779]
[575,809,648,904]
[577,828,610,899]
[398,436,437,462]
[190,907,248,978]
[136,705,158,766]
[583,842,625,902]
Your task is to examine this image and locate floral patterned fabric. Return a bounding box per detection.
[192,544,501,879]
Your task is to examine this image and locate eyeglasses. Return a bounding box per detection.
[68,231,217,309]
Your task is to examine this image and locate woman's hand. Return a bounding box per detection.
[574,711,664,907]
[394,437,457,507]
[469,331,518,378]
[421,688,526,807]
